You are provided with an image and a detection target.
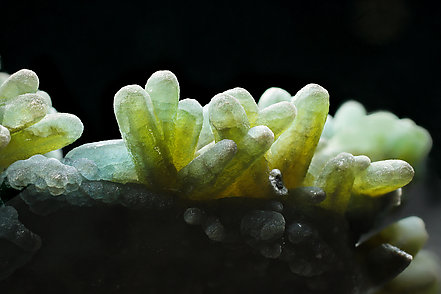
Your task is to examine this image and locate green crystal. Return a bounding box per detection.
[0,113,83,169]
[352,160,414,196]
[258,87,292,109]
[1,93,48,132]
[224,87,259,125]
[113,84,176,188]
[255,101,296,139]
[178,139,237,199]
[171,99,203,171]
[268,84,329,189]
[65,139,137,183]
[0,69,39,101]
[145,70,179,147]
[209,93,250,143]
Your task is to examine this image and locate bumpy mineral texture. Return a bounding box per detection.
[0,69,83,170]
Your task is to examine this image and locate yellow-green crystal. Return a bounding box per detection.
[209,93,250,143]
[0,93,48,132]
[268,84,329,189]
[114,85,176,188]
[0,113,83,169]
[255,101,297,139]
[0,69,39,101]
[172,99,203,171]
[353,160,414,196]
[178,139,237,199]
[316,152,356,213]
[145,70,179,147]
[210,126,274,198]
[224,87,259,125]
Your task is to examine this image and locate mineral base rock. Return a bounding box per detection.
[2,195,370,294]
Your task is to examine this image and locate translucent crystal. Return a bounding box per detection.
[114,85,176,188]
[65,139,138,183]
[171,99,203,171]
[145,70,179,146]
[363,216,428,256]
[255,101,297,139]
[1,93,48,132]
[268,84,329,189]
[315,152,356,213]
[0,113,83,169]
[196,104,214,150]
[353,160,414,196]
[224,87,259,125]
[317,100,432,168]
[258,87,291,109]
[178,139,237,199]
[209,93,250,143]
[6,155,82,196]
[0,69,39,101]
[0,125,10,149]
[211,126,274,198]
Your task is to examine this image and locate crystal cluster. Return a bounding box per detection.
[27,71,427,209]
[0,70,438,293]
[0,69,83,173]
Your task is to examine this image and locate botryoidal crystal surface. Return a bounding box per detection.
[0,70,439,293]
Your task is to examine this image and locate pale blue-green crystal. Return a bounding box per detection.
[353,160,414,196]
[255,101,296,139]
[0,69,39,101]
[6,155,82,196]
[316,101,432,169]
[65,139,138,183]
[209,93,250,143]
[0,93,48,132]
[0,124,10,149]
[258,87,291,109]
[36,90,52,108]
[145,70,179,146]
[224,87,259,125]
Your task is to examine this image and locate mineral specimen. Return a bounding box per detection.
[0,69,438,293]
[0,69,83,172]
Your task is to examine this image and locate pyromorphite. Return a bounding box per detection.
[145,70,179,148]
[352,160,414,196]
[224,87,259,126]
[206,125,274,198]
[255,101,297,139]
[172,99,203,171]
[114,85,176,188]
[268,84,329,189]
[258,87,292,109]
[178,139,237,199]
[0,113,83,169]
[1,93,48,132]
[209,93,250,143]
[0,69,39,101]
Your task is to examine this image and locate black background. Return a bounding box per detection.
[1,0,441,170]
